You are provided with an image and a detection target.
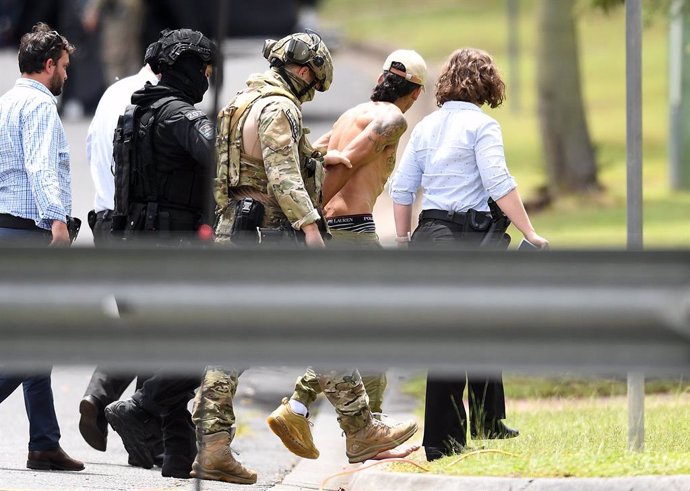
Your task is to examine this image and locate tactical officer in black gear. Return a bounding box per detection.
[111,27,217,241]
[104,28,218,480]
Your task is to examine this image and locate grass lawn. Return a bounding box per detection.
[321,0,690,248]
[393,394,690,478]
[398,375,690,477]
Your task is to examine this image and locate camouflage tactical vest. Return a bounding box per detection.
[214,80,324,229]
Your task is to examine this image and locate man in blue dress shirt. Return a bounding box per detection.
[0,22,84,472]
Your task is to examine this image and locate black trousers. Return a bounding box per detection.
[132,375,200,468]
[411,215,508,453]
[85,211,145,410]
[422,374,505,451]
[84,368,141,408]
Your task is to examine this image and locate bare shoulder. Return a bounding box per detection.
[336,102,373,124]
[369,103,407,142]
[379,103,406,128]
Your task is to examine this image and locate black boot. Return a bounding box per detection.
[160,405,196,478]
[105,399,155,469]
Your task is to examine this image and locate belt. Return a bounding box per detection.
[419,209,467,226]
[0,213,43,230]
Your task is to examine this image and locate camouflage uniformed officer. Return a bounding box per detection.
[213,30,350,247]
[190,32,418,484]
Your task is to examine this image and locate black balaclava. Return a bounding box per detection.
[161,52,208,104]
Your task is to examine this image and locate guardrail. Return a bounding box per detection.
[0,247,687,374]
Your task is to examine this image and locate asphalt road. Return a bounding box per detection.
[0,40,426,490]
[0,366,308,490]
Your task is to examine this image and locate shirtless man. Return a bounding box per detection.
[319,49,427,246]
[267,50,427,462]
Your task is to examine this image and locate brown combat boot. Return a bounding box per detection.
[190,430,257,484]
[345,416,418,463]
[267,397,319,459]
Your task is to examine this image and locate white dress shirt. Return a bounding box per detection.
[389,101,516,213]
[86,66,159,212]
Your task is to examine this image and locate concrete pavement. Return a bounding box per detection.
[0,366,302,490]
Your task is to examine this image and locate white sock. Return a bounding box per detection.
[289,399,309,417]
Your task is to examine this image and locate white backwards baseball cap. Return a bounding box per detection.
[382,49,427,86]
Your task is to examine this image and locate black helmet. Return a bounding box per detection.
[145,28,217,74]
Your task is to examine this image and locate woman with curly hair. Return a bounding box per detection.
[389,48,548,461]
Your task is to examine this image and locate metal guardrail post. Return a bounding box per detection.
[626,0,644,452]
[669,0,690,190]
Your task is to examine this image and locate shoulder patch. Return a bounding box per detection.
[283,109,300,142]
[185,109,206,122]
[197,120,215,141]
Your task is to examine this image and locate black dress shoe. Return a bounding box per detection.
[27,446,85,471]
[471,420,519,440]
[79,395,108,451]
[105,399,155,469]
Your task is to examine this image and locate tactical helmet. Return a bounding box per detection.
[262,30,333,91]
[145,28,217,74]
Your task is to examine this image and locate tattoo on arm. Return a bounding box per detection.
[370,116,407,153]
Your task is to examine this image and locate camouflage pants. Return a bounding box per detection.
[292,367,387,414]
[292,226,386,415]
[191,366,244,435]
[315,369,372,434]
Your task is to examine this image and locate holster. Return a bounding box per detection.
[479,198,511,249]
[66,216,82,244]
[230,197,265,244]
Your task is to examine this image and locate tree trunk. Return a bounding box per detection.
[537,0,600,194]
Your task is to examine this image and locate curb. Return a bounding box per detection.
[349,471,690,491]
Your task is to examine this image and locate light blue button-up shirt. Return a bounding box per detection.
[0,78,72,230]
[390,101,516,213]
